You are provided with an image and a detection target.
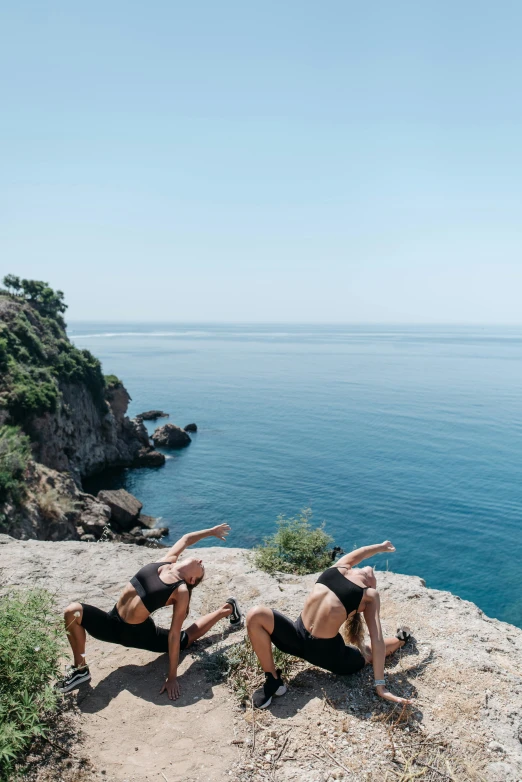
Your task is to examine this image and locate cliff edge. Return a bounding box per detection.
[1,537,521,782]
[0,281,163,541]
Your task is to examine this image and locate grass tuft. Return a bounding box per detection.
[219,637,303,705]
[0,590,65,781]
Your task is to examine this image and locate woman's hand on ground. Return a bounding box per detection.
[211,523,231,541]
[160,677,181,700]
[375,685,412,705]
[380,540,396,553]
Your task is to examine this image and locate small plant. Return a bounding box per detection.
[221,638,301,705]
[0,590,65,780]
[0,425,31,506]
[104,374,122,390]
[37,487,80,521]
[253,508,334,575]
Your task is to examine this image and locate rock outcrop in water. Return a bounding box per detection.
[136,410,170,421]
[152,422,192,448]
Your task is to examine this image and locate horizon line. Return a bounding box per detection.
[65,319,522,327]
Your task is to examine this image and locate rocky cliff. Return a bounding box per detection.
[0,284,164,541]
[1,537,521,782]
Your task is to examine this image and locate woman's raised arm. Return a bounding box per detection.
[159,524,231,563]
[335,540,395,568]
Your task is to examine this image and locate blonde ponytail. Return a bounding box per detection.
[340,612,365,651]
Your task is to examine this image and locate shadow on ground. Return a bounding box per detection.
[76,639,226,713]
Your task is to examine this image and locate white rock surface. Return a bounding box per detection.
[1,537,521,781]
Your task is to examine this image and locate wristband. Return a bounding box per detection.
[374,679,385,687]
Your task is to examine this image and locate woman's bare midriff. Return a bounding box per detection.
[115,562,181,623]
[116,583,151,623]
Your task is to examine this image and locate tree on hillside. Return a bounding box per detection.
[2,275,22,296]
[2,276,68,320]
[20,279,68,319]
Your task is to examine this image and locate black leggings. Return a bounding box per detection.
[80,604,188,653]
[270,610,366,675]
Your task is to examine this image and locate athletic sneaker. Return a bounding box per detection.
[226,597,243,627]
[396,626,413,644]
[252,670,287,709]
[56,664,91,693]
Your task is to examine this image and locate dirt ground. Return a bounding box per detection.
[1,537,522,781]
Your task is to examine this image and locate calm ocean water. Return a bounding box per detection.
[69,324,522,628]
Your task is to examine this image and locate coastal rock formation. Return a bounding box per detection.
[24,380,163,480]
[133,446,165,467]
[97,489,143,531]
[0,294,163,481]
[151,423,191,449]
[1,539,521,782]
[184,422,197,432]
[136,410,169,421]
[0,285,167,545]
[77,493,111,537]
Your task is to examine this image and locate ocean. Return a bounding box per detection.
[69,323,522,628]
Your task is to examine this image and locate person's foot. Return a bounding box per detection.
[225,597,243,628]
[252,670,287,709]
[396,626,413,644]
[55,664,91,693]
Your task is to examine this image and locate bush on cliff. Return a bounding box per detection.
[1,275,67,323]
[0,590,64,780]
[0,276,108,425]
[253,508,334,575]
[0,426,30,506]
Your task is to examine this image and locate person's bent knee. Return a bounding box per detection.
[64,602,83,623]
[246,605,271,628]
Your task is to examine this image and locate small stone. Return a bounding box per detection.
[488,741,505,753]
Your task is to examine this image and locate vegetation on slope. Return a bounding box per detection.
[0,591,65,781]
[0,275,108,425]
[0,426,31,507]
[253,508,334,575]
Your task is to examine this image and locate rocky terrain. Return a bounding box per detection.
[1,537,521,782]
[0,287,168,543]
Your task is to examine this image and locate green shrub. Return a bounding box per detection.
[0,277,109,422]
[6,369,58,421]
[0,590,65,780]
[253,508,334,575]
[0,426,30,505]
[104,374,122,390]
[0,340,8,372]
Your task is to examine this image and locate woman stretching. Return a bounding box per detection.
[58,524,242,700]
[246,540,413,708]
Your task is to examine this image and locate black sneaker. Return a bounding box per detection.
[225,597,243,627]
[56,664,91,693]
[252,670,287,709]
[396,626,413,644]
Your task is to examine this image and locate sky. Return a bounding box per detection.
[1,1,521,323]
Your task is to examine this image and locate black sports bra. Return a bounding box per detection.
[130,562,185,613]
[316,566,365,616]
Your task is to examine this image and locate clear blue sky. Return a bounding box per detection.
[1,1,521,322]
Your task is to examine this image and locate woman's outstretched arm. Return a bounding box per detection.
[335,540,395,568]
[159,588,190,700]
[363,591,412,705]
[159,523,231,562]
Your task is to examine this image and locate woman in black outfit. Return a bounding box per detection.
[246,540,413,708]
[58,524,242,700]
